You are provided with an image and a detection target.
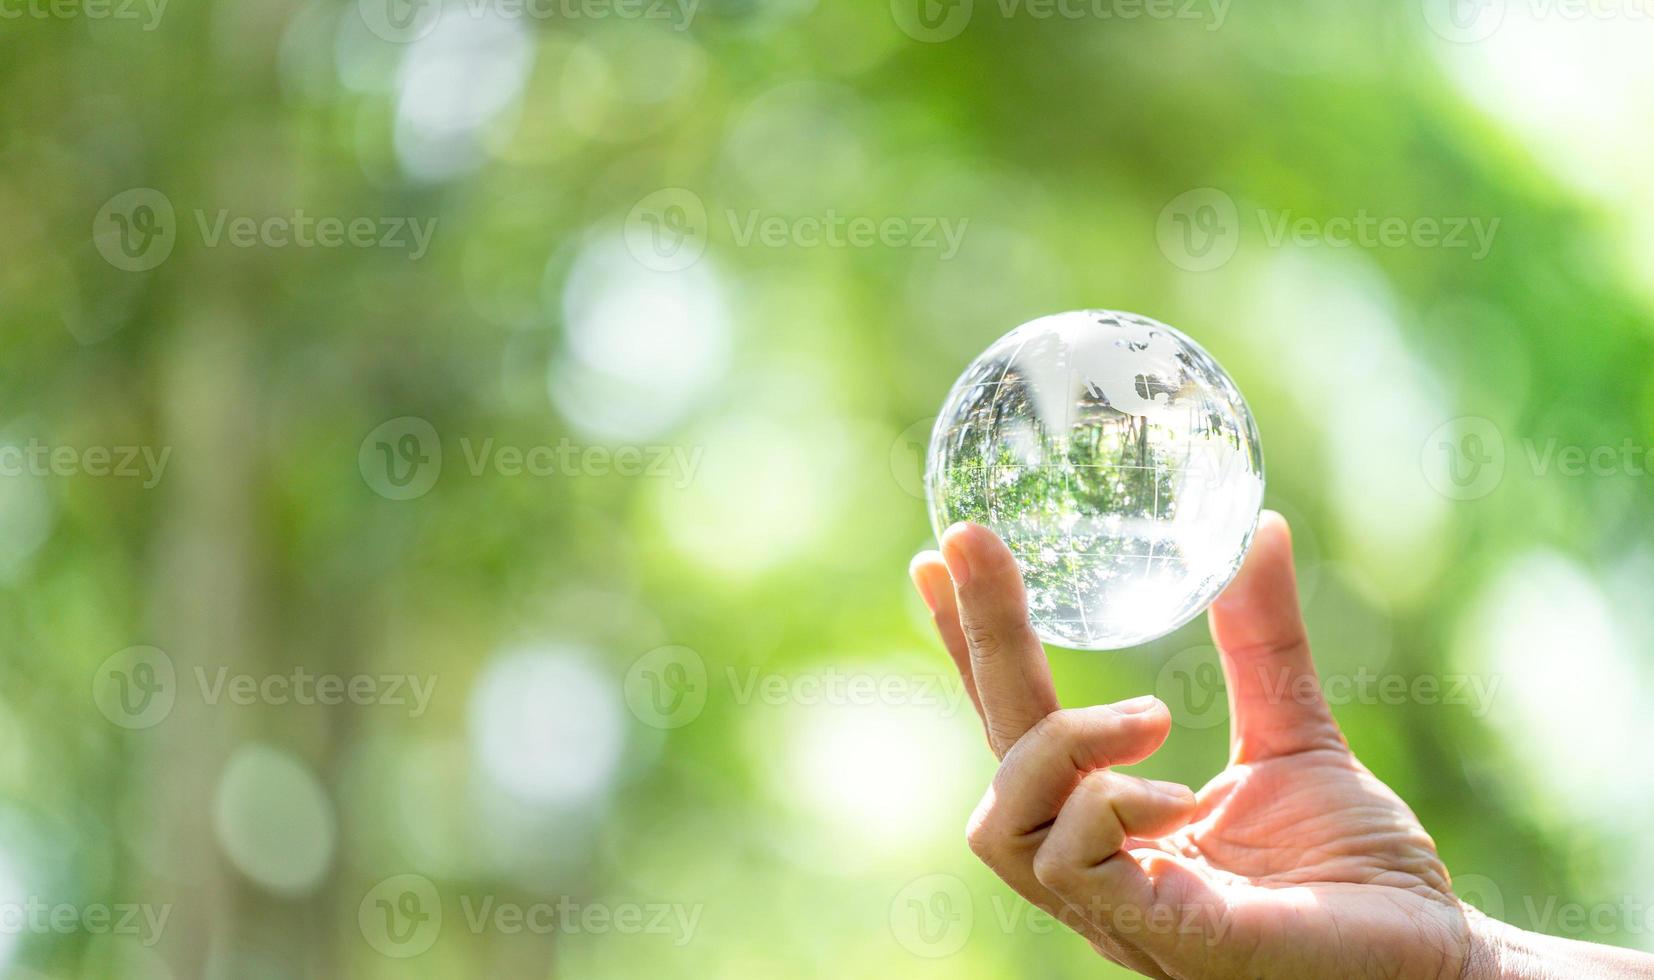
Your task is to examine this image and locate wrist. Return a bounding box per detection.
[1459,905,1512,980]
[1460,902,1654,980]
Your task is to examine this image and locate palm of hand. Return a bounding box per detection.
[1154,747,1472,979]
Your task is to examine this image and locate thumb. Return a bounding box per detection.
[1207,511,1344,763]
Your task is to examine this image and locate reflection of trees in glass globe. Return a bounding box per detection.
[926,310,1264,650]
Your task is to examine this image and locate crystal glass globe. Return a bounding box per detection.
[925,310,1265,650]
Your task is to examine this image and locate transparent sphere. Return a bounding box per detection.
[925,310,1265,650]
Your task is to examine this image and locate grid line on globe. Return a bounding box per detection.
[925,310,1265,650]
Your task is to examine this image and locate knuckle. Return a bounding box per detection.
[964,813,995,859]
[1032,846,1077,891]
[1077,767,1116,794]
[1030,707,1086,745]
[1227,635,1312,671]
[959,618,1002,659]
[959,612,1040,659]
[1067,769,1117,813]
[964,796,998,858]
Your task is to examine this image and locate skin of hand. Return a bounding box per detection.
[908,512,1654,980]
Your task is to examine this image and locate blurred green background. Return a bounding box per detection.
[2,0,1653,975]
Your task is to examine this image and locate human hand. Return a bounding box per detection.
[908,512,1653,979]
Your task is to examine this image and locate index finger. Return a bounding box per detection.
[940,522,1060,757]
[1208,510,1344,763]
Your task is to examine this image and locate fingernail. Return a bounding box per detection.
[911,571,938,613]
[941,525,971,586]
[1148,779,1194,802]
[1114,695,1162,715]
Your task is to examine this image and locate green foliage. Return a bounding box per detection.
[1,2,1652,977]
